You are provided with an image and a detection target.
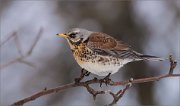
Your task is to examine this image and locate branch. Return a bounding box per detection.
[107,83,131,106]
[14,34,23,56]
[12,55,179,106]
[0,32,17,47]
[0,28,43,70]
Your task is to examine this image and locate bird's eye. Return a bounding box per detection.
[69,33,76,38]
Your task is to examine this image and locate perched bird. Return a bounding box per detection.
[56,28,163,77]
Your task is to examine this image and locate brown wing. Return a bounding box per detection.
[86,32,134,57]
[87,32,130,51]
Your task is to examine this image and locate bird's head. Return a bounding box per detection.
[56,28,92,46]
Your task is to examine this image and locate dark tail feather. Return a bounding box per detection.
[140,54,164,61]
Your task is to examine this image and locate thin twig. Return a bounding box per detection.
[19,60,36,68]
[84,84,105,100]
[0,32,17,47]
[107,84,131,106]
[27,28,43,55]
[14,34,23,56]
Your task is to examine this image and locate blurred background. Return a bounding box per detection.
[1,0,180,106]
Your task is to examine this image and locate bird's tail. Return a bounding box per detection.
[139,54,165,61]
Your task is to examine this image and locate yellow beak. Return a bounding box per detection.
[56,33,68,38]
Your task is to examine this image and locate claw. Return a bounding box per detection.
[99,73,111,87]
[74,69,91,84]
[84,71,91,76]
[99,81,103,87]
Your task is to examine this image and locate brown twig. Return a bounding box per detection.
[84,84,105,100]
[0,28,43,70]
[107,83,131,106]
[12,55,179,106]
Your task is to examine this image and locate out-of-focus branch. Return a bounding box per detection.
[14,33,23,56]
[27,28,43,55]
[0,32,17,47]
[0,28,43,69]
[12,55,179,106]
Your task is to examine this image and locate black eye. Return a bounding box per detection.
[69,33,76,38]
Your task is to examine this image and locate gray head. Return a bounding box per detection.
[57,28,93,45]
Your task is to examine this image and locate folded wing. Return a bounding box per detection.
[86,32,139,59]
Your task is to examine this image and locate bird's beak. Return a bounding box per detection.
[56,33,68,38]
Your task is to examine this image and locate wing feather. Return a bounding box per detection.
[85,32,141,59]
[87,32,130,51]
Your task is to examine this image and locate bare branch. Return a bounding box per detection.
[12,55,179,106]
[19,60,36,68]
[12,73,180,106]
[107,83,131,106]
[27,28,43,55]
[0,32,17,47]
[14,34,23,56]
[0,56,24,69]
[84,84,105,100]
[0,28,43,70]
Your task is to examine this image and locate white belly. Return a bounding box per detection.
[80,62,123,76]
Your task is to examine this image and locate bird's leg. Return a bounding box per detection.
[74,68,85,83]
[84,71,91,76]
[99,73,111,87]
[74,68,90,83]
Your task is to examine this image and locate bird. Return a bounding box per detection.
[56,28,163,78]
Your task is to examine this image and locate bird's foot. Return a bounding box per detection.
[74,69,91,83]
[84,71,91,76]
[99,73,111,87]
